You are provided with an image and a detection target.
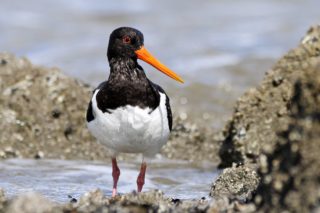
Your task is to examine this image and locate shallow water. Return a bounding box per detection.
[1,0,320,128]
[0,159,218,202]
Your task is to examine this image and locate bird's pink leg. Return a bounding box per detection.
[111,157,120,197]
[137,161,147,192]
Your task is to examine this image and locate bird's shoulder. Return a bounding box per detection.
[87,79,160,115]
[148,80,166,95]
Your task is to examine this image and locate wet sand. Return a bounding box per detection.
[1,25,320,212]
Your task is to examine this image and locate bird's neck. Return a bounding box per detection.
[108,57,147,83]
[105,57,158,110]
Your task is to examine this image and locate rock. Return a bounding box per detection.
[75,189,106,212]
[73,189,212,213]
[7,192,55,213]
[218,25,320,168]
[34,151,44,159]
[163,116,221,162]
[210,25,320,212]
[0,189,7,211]
[253,61,320,212]
[210,165,259,201]
[0,53,109,161]
[0,189,215,213]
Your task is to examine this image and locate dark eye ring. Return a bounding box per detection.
[122,36,131,44]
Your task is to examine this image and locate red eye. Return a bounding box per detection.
[123,36,131,44]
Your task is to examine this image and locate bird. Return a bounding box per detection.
[86,27,183,197]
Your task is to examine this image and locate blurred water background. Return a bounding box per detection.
[1,0,320,129]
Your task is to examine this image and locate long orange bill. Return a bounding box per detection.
[135,46,184,83]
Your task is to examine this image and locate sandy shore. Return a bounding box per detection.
[1,25,320,212]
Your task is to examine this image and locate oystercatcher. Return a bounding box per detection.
[86,27,183,197]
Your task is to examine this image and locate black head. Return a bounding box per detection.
[107,27,144,61]
[106,27,184,83]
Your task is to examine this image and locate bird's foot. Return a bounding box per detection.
[112,188,117,197]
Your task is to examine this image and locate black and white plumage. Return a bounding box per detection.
[86,72,172,157]
[86,27,183,196]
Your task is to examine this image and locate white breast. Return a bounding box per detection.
[87,90,170,157]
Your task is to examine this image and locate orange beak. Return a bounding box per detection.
[135,46,184,83]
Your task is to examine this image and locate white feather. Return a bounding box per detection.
[87,90,170,157]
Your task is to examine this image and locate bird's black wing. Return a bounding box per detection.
[148,80,173,131]
[86,81,108,122]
